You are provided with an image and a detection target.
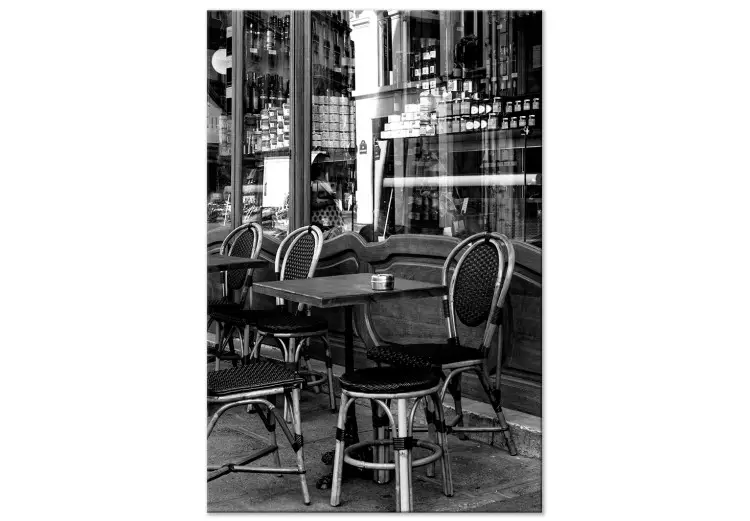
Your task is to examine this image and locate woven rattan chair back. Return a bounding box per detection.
[217,222,263,305]
[274,225,324,308]
[276,225,324,281]
[442,232,515,356]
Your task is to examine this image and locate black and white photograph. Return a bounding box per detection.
[206,9,542,512]
[5,2,750,519]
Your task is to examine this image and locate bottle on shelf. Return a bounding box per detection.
[283,15,290,56]
[226,24,233,93]
[246,17,259,64]
[245,71,258,114]
[259,74,268,109]
[266,17,277,69]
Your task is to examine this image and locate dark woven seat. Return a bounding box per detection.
[256,314,328,334]
[207,361,305,397]
[209,308,282,326]
[207,296,241,313]
[367,343,484,368]
[338,367,439,394]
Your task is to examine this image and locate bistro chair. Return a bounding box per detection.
[216,225,336,412]
[208,222,263,368]
[366,231,518,457]
[207,360,310,505]
[329,367,453,512]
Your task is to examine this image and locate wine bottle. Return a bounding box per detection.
[226,25,233,92]
[266,17,276,69]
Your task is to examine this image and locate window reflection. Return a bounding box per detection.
[313,10,542,247]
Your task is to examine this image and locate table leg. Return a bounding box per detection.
[317,305,371,489]
[342,306,359,442]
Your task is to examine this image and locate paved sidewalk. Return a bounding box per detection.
[207,363,542,513]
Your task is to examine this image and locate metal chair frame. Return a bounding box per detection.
[247,226,337,412]
[373,232,518,457]
[208,222,263,368]
[207,379,310,505]
[329,382,453,512]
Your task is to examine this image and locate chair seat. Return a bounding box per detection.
[256,314,328,335]
[207,361,305,397]
[339,367,439,394]
[367,342,484,369]
[207,296,241,313]
[208,308,281,326]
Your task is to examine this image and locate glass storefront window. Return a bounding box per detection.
[309,11,358,241]
[315,10,542,247]
[241,11,292,241]
[207,11,232,232]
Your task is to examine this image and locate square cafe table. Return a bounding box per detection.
[251,272,447,487]
[207,255,269,273]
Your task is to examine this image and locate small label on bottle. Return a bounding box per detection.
[269,49,277,55]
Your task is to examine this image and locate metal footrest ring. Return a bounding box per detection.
[343,439,442,471]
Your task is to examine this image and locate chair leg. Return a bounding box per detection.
[321,336,337,412]
[476,368,517,456]
[289,387,311,505]
[214,322,223,371]
[371,399,391,484]
[446,373,468,440]
[301,349,321,394]
[395,398,412,512]
[246,333,267,414]
[330,394,351,507]
[241,325,251,365]
[263,395,282,474]
[424,396,437,478]
[431,392,454,497]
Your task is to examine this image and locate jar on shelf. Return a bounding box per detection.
[452,99,462,117]
[510,117,518,128]
[528,114,536,126]
[460,117,469,133]
[450,116,460,133]
[505,101,514,113]
[437,102,448,118]
[470,100,479,115]
[501,117,509,130]
[519,115,526,127]
[460,98,471,115]
[480,116,488,130]
[514,100,522,112]
[488,114,498,129]
[493,97,503,113]
[523,99,531,111]
[532,97,540,110]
